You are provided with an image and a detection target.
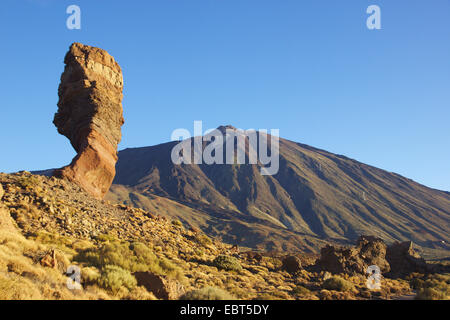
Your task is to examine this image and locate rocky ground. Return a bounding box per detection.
[0,171,448,300]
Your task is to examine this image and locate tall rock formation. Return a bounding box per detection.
[385,241,429,277]
[53,43,124,199]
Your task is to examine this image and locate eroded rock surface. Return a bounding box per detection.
[53,43,124,199]
[315,236,390,275]
[315,236,435,278]
[386,241,429,277]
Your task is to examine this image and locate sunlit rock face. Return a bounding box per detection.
[53,42,124,199]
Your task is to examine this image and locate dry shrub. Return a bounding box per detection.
[125,286,157,300]
[75,241,184,281]
[180,287,235,300]
[412,273,450,300]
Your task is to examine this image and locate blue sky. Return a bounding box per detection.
[0,0,449,191]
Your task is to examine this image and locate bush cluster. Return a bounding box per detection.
[412,274,450,300]
[74,241,184,292]
[98,265,137,293]
[212,255,242,272]
[322,276,354,292]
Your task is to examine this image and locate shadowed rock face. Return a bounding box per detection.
[386,241,429,277]
[133,272,185,300]
[53,43,124,199]
[314,236,390,275]
[314,236,434,278]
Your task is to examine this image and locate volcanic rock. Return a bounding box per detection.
[133,272,185,300]
[315,236,390,275]
[53,43,124,199]
[386,241,429,277]
[356,235,390,272]
[40,250,57,269]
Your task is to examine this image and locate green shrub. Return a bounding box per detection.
[180,287,234,300]
[31,231,74,251]
[322,276,354,292]
[81,267,101,285]
[172,220,183,227]
[98,265,137,293]
[212,255,242,272]
[95,234,118,242]
[74,241,184,280]
[292,285,311,296]
[195,234,212,246]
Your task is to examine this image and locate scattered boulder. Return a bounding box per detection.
[0,184,4,201]
[53,42,124,199]
[282,255,302,274]
[386,241,429,277]
[40,250,57,269]
[133,272,185,300]
[315,236,390,275]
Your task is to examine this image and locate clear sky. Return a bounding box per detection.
[0,0,449,191]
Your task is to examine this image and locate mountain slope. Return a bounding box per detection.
[108,127,450,257]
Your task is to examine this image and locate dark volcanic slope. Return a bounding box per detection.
[108,128,450,256]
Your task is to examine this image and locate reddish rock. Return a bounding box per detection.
[53,43,124,199]
[40,250,57,269]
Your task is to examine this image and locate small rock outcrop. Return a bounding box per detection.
[386,241,429,277]
[40,250,57,269]
[53,43,124,199]
[133,272,185,300]
[315,236,390,275]
[315,236,434,278]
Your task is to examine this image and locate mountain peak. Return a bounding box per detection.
[216,125,237,134]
